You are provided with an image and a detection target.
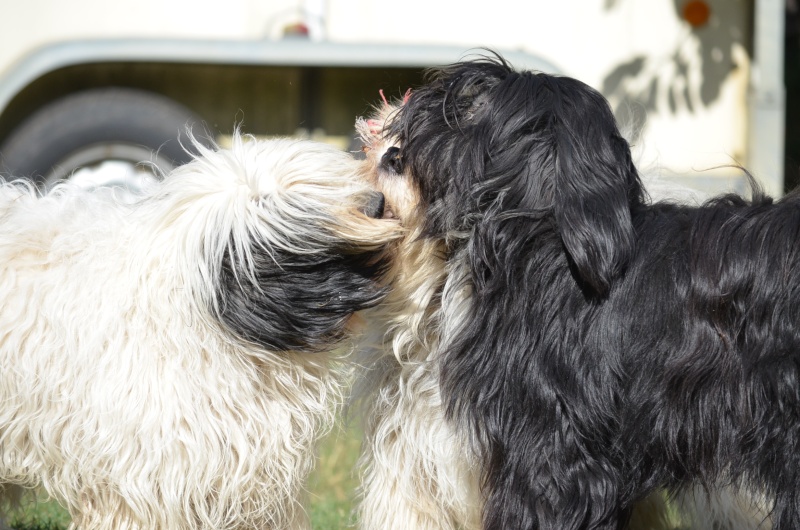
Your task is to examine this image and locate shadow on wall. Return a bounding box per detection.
[600,0,753,142]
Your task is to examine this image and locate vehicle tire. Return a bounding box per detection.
[0,87,209,191]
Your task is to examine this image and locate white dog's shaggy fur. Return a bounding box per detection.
[354,99,772,530]
[0,135,401,530]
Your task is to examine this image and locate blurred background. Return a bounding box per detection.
[0,1,791,528]
[0,0,792,196]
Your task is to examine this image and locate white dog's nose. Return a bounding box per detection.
[361,191,386,218]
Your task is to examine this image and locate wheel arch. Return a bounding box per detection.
[0,38,563,146]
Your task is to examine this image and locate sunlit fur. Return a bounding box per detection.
[0,135,401,530]
[383,55,789,530]
[354,105,483,530]
[356,56,774,530]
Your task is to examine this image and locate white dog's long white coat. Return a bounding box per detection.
[0,136,398,530]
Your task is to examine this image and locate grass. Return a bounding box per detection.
[307,422,362,529]
[6,493,71,530]
[4,424,363,530]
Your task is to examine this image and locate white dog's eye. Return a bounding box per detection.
[380,147,404,175]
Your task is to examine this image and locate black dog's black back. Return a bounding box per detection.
[619,192,800,502]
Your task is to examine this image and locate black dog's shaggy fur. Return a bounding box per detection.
[388,55,792,529]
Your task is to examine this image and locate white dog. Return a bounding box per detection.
[0,134,401,530]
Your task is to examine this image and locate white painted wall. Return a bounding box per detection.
[0,0,768,193]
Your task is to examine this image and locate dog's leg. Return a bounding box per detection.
[356,360,481,530]
[478,444,627,530]
[673,485,773,530]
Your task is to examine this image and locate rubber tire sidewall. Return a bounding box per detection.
[0,87,207,182]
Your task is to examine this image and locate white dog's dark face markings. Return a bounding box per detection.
[165,136,402,353]
[216,236,390,352]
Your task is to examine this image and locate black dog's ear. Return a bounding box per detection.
[548,78,641,296]
[551,129,638,296]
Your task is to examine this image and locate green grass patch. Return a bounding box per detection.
[6,491,70,530]
[308,422,362,529]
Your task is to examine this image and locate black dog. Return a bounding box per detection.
[386,54,788,529]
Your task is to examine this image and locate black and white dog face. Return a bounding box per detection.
[369,54,786,530]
